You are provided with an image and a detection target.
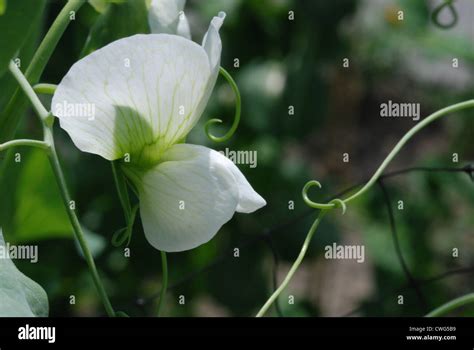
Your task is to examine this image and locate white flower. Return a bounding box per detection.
[51,8,266,252]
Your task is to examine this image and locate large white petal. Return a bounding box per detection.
[52,34,212,161]
[148,0,191,39]
[134,144,240,252]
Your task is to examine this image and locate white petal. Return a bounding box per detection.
[52,34,213,161]
[134,144,240,252]
[148,0,191,39]
[176,12,191,39]
[191,12,226,130]
[225,161,267,214]
[176,144,266,213]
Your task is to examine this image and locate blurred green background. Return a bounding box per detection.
[0,0,473,317]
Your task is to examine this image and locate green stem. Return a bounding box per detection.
[45,128,115,317]
[9,57,115,318]
[0,139,49,152]
[8,61,49,121]
[33,83,57,95]
[157,251,168,317]
[256,210,327,317]
[426,293,474,317]
[25,0,85,82]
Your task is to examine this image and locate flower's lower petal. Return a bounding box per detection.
[225,161,267,214]
[161,144,266,213]
[137,144,240,252]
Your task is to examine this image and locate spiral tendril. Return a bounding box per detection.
[111,204,139,247]
[205,66,241,142]
[302,180,346,214]
[329,198,347,215]
[432,0,458,29]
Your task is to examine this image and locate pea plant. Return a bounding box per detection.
[0,0,472,318]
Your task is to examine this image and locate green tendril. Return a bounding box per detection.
[302,181,346,214]
[0,139,49,152]
[426,293,474,317]
[111,204,138,247]
[432,0,458,29]
[302,100,474,214]
[257,99,474,317]
[157,251,168,317]
[256,210,328,317]
[205,67,241,142]
[329,198,347,215]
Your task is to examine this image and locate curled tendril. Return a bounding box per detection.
[431,0,458,29]
[205,66,241,142]
[329,198,347,215]
[302,180,346,214]
[111,204,139,247]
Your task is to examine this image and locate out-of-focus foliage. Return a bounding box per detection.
[0,0,45,77]
[80,0,149,56]
[0,149,72,243]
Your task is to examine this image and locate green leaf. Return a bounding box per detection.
[81,0,149,57]
[0,0,45,77]
[0,149,73,243]
[0,229,49,317]
[0,0,6,16]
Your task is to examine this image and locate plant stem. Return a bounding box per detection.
[256,210,327,317]
[9,57,115,318]
[33,83,57,95]
[426,293,474,317]
[0,139,49,152]
[205,67,241,142]
[8,61,49,121]
[157,251,168,317]
[45,128,115,317]
[111,161,132,220]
